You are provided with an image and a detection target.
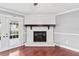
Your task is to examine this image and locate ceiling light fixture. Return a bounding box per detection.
[34,3,38,6]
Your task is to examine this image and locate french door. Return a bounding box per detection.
[9,17,24,48]
[0,14,24,51]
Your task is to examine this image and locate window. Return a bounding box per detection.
[10,21,19,39]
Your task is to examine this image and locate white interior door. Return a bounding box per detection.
[0,15,9,51]
[9,17,24,48]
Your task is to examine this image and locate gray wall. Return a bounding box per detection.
[24,14,55,25]
[55,10,79,50]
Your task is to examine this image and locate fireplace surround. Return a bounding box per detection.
[24,24,55,46]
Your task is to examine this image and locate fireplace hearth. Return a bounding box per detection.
[34,31,46,42]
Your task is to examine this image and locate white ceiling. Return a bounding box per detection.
[0,3,79,14]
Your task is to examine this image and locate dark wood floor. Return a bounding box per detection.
[0,45,79,56]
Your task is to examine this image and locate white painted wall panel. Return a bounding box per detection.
[25,14,55,25]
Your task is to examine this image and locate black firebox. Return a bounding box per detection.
[34,31,46,42]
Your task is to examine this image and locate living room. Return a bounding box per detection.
[0,3,79,56]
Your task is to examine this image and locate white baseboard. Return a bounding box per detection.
[25,43,55,47]
[55,43,79,52]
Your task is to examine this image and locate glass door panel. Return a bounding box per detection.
[9,20,20,46]
[10,21,19,39]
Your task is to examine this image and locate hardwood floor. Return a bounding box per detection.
[0,45,79,56]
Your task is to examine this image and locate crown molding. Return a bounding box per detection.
[56,8,79,16]
[0,6,25,17]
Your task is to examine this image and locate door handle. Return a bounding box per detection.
[3,36,5,37]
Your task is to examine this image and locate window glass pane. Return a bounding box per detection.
[10,21,19,39]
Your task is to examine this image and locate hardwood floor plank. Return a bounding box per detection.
[0,46,79,56]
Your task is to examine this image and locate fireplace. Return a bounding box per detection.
[24,25,55,46]
[34,31,46,42]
